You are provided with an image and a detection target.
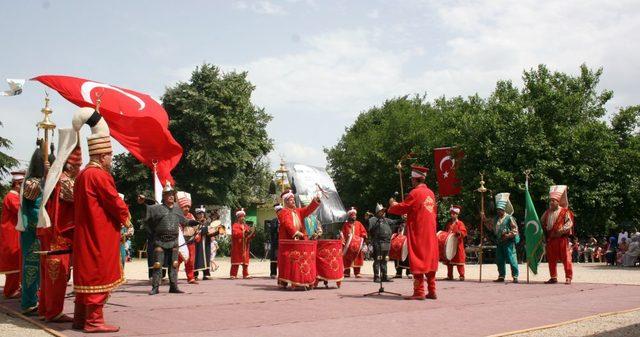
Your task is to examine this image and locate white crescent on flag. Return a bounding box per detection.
[439,155,455,175]
[80,81,146,111]
[526,220,540,235]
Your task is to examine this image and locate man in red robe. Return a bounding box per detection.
[277,189,321,287]
[230,208,255,279]
[0,171,24,299]
[444,205,467,281]
[388,164,439,300]
[37,135,82,323]
[541,185,574,285]
[340,207,368,278]
[176,191,197,284]
[72,108,130,333]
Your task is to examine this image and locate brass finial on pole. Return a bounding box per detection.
[37,93,56,173]
[275,157,290,197]
[476,172,488,283]
[396,161,405,201]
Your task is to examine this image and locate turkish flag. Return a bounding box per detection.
[32,75,182,184]
[433,147,463,196]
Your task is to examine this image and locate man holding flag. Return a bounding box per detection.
[541,185,574,285]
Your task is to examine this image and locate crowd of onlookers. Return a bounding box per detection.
[570,228,640,267]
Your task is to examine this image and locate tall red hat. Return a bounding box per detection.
[411,164,428,178]
[66,146,82,165]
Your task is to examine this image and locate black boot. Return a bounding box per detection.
[169,285,184,294]
[148,287,159,295]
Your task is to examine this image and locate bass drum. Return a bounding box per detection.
[342,235,363,268]
[389,233,408,261]
[437,230,459,262]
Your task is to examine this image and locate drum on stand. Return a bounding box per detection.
[278,239,317,288]
[316,239,343,288]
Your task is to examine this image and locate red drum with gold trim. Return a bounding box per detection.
[278,239,317,287]
[389,233,408,261]
[316,239,344,284]
[437,231,459,262]
[342,235,363,268]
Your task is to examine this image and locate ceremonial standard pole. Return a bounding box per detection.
[37,93,56,175]
[476,173,487,283]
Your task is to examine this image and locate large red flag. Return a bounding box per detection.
[433,147,463,196]
[32,75,182,184]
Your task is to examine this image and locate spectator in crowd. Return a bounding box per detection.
[584,236,598,262]
[570,237,581,263]
[605,236,618,265]
[617,228,629,246]
[616,237,629,265]
[622,234,639,267]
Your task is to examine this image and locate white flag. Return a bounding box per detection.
[0,79,25,96]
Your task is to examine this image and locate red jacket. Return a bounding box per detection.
[388,183,439,274]
[277,200,320,240]
[72,165,129,294]
[0,191,21,274]
[231,222,254,264]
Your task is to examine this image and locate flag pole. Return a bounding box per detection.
[525,169,531,284]
[476,173,487,283]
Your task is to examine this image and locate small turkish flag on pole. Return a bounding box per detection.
[433,147,463,196]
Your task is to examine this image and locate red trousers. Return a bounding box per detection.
[39,254,70,320]
[344,267,361,276]
[74,292,114,331]
[413,272,436,296]
[2,273,20,298]
[230,264,249,278]
[546,237,573,279]
[446,264,465,278]
[178,243,196,281]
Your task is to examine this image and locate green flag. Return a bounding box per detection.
[524,183,544,274]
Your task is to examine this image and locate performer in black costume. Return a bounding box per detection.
[267,204,282,278]
[368,203,401,282]
[194,206,213,280]
[139,182,185,295]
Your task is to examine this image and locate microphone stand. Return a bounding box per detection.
[364,255,402,297]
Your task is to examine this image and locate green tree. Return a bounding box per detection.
[326,64,636,237]
[162,64,274,208]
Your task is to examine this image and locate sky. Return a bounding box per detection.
[1,0,639,174]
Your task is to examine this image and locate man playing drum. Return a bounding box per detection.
[341,207,368,278]
[388,164,439,300]
[444,205,467,281]
[277,189,321,288]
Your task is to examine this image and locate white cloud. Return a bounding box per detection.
[180,1,640,168]
[233,1,286,15]
[367,9,379,19]
[268,142,325,168]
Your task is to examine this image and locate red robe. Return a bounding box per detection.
[541,207,574,279]
[231,222,254,265]
[38,182,75,320]
[340,220,368,267]
[388,183,439,274]
[72,165,129,300]
[0,190,21,297]
[444,219,467,265]
[277,200,320,241]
